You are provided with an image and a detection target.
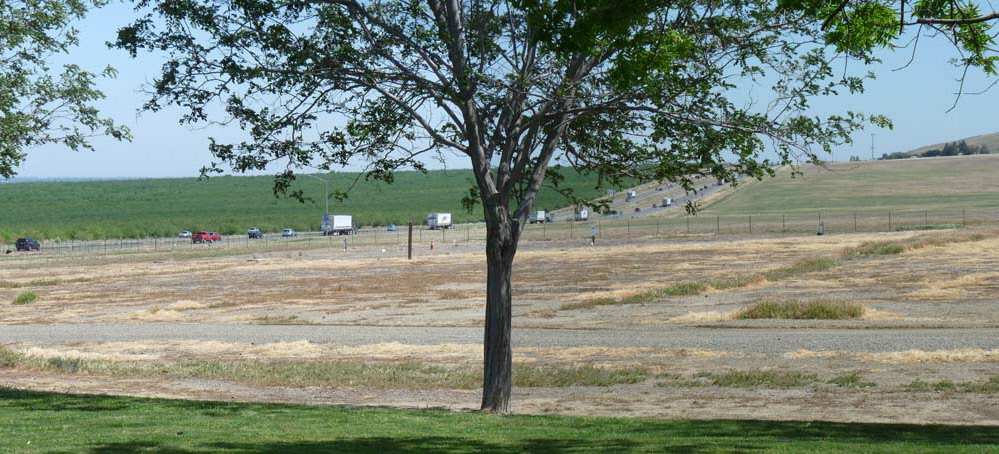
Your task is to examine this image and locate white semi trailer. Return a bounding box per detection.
[427,212,452,230]
[322,215,355,235]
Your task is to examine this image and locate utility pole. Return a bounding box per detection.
[870,133,875,160]
[304,173,331,232]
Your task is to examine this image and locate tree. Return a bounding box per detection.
[0,0,131,178]
[115,0,991,413]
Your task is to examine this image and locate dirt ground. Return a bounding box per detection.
[2,228,998,424]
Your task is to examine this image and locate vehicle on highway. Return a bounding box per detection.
[530,210,547,224]
[208,232,222,241]
[387,224,397,232]
[322,215,355,235]
[191,231,213,243]
[574,209,589,221]
[247,227,263,239]
[427,212,452,230]
[282,228,297,237]
[178,230,192,238]
[662,197,672,207]
[15,238,40,251]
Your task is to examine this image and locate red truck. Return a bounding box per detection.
[192,231,222,243]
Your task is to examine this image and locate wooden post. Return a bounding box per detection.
[963,208,966,228]
[407,223,413,260]
[782,213,785,233]
[888,211,892,231]
[716,216,720,234]
[854,211,857,232]
[686,216,690,234]
[656,217,660,236]
[924,210,928,228]
[749,215,752,234]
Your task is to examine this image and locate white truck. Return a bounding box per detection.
[662,197,672,207]
[427,212,452,230]
[574,209,589,221]
[322,215,354,235]
[529,210,547,224]
[626,190,637,201]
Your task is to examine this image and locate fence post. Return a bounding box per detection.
[627,219,630,236]
[924,210,928,228]
[686,216,690,234]
[749,215,752,234]
[408,223,413,260]
[963,208,966,228]
[543,222,546,240]
[656,217,660,236]
[888,211,892,231]
[782,213,785,233]
[716,216,720,234]
[570,221,573,240]
[854,211,857,232]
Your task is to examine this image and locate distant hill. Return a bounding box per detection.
[906,131,999,157]
[701,154,999,215]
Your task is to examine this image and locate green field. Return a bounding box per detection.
[702,154,999,215]
[0,388,996,453]
[0,168,612,241]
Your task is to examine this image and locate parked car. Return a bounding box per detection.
[208,232,222,241]
[247,227,263,239]
[282,228,297,237]
[178,230,192,238]
[387,224,397,232]
[15,238,40,251]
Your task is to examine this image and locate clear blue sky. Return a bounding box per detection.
[15,2,999,179]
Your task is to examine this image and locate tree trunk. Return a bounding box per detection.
[480,203,518,413]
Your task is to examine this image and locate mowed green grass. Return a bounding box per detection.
[1,388,996,453]
[702,154,999,215]
[0,168,611,240]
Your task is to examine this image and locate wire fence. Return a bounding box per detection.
[2,207,995,256]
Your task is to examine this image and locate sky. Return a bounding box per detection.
[13,2,999,180]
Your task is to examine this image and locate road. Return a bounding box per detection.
[2,324,997,354]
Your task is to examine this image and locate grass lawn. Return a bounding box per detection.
[1,388,997,453]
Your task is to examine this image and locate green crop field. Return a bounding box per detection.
[701,154,999,215]
[0,168,615,241]
[1,388,996,453]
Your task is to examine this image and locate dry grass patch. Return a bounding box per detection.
[785,349,999,363]
[760,256,837,281]
[736,300,864,320]
[905,377,999,393]
[703,369,819,388]
[841,231,990,258]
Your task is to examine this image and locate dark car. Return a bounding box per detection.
[15,238,40,251]
[247,227,264,239]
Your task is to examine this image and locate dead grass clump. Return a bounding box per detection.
[905,377,999,393]
[736,300,864,320]
[827,372,876,388]
[0,345,22,368]
[761,256,837,281]
[842,231,990,258]
[560,282,708,310]
[841,240,905,258]
[514,365,651,387]
[705,369,819,388]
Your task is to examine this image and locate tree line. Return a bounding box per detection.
[879,140,991,160]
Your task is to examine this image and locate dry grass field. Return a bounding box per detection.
[1,228,998,424]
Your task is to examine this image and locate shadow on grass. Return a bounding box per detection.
[3,387,998,453]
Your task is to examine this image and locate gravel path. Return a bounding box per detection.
[2,324,998,353]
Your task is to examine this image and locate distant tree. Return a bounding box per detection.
[0,0,131,178]
[921,149,941,157]
[958,140,973,155]
[980,145,991,154]
[849,155,862,162]
[880,151,911,160]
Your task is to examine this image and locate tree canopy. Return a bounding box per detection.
[0,0,131,178]
[114,0,996,412]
